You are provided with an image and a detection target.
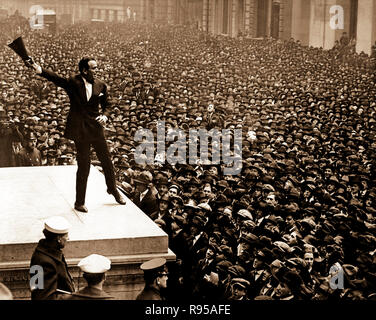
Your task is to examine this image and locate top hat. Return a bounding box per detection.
[8,37,31,61]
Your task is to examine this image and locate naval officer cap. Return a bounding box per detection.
[78,254,111,274]
[140,258,166,273]
[44,216,71,234]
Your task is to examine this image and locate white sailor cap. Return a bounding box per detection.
[78,254,111,274]
[44,216,71,234]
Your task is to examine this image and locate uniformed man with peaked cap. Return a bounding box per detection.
[136,258,168,300]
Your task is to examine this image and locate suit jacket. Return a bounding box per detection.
[133,189,159,216]
[30,239,75,300]
[39,69,111,142]
[68,286,113,300]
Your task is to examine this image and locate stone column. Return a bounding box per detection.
[280,0,293,40]
[99,9,104,20]
[208,0,215,34]
[356,0,376,55]
[168,0,173,24]
[309,0,337,49]
[143,0,149,22]
[266,0,272,36]
[291,0,310,45]
[246,0,255,37]
[203,0,208,31]
[231,0,237,37]
[217,0,224,34]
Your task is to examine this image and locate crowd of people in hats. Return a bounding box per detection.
[1,16,376,300]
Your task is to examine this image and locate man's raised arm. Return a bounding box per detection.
[25,58,68,90]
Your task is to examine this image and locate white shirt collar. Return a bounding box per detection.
[140,189,149,201]
[81,76,93,100]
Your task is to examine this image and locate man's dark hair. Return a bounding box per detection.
[79,57,96,73]
[42,229,60,242]
[83,273,105,286]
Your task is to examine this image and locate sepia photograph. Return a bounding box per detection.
[0,0,375,314]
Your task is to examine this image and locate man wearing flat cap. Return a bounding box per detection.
[136,258,168,300]
[229,278,250,300]
[69,254,113,300]
[30,216,75,300]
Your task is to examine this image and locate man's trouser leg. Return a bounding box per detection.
[92,139,117,193]
[74,140,91,205]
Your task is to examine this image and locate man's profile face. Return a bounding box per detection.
[275,282,291,298]
[83,60,98,83]
[157,272,168,289]
[58,233,69,249]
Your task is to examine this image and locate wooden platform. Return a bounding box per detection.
[0,165,175,299]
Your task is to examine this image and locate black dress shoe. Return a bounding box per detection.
[74,204,88,213]
[107,189,126,205]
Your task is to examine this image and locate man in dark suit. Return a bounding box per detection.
[26,57,125,212]
[132,171,159,216]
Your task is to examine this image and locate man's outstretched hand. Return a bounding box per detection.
[24,57,38,70]
[96,115,108,126]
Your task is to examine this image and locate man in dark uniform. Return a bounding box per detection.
[0,106,23,167]
[17,131,42,166]
[69,254,113,300]
[30,216,75,300]
[136,258,168,300]
[26,57,125,213]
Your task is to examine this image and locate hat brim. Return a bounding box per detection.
[184,204,199,209]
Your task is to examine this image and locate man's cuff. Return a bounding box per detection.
[36,66,42,74]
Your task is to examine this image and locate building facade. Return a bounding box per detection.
[1,0,375,54]
[197,0,375,55]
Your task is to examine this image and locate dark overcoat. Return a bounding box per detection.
[68,286,113,300]
[30,239,75,300]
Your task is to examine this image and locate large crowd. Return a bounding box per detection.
[1,16,376,300]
